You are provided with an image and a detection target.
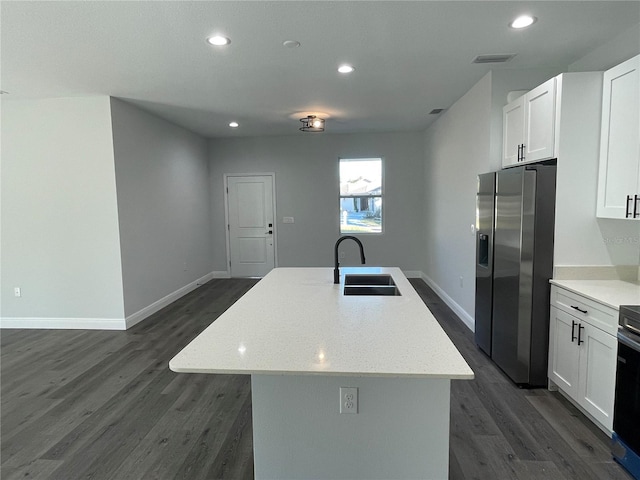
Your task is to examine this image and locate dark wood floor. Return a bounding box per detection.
[1,278,631,479]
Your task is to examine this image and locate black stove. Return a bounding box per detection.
[619,305,640,337]
[613,305,640,479]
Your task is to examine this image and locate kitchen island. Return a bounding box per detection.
[170,267,474,479]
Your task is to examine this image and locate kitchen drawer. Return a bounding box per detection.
[551,285,618,335]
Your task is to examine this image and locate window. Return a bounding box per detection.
[339,158,383,234]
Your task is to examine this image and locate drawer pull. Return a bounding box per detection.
[571,305,588,314]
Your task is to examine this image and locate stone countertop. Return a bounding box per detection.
[549,279,640,310]
[170,267,474,379]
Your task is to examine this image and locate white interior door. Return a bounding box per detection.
[226,175,275,277]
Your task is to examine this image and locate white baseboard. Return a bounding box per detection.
[125,271,215,329]
[419,272,475,333]
[0,317,126,330]
[212,270,231,278]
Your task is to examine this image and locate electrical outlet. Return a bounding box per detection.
[340,387,358,414]
[14,287,21,297]
[459,276,464,288]
[340,251,346,259]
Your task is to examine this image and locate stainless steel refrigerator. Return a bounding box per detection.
[474,164,556,387]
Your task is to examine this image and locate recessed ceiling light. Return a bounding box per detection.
[207,35,231,46]
[229,122,239,128]
[338,64,355,74]
[510,15,537,29]
[283,40,301,48]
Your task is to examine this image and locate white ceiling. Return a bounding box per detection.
[2,1,638,138]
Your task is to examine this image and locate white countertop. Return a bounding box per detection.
[549,278,640,310]
[170,267,474,379]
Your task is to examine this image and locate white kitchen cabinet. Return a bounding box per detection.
[577,320,617,430]
[597,54,640,219]
[548,286,618,434]
[549,307,580,397]
[502,77,556,168]
[503,96,525,167]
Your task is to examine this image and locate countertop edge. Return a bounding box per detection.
[170,364,474,379]
[549,278,640,311]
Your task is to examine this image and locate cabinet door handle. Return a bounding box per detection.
[577,324,584,346]
[516,144,521,162]
[626,195,633,218]
[571,305,587,314]
[521,144,525,162]
[571,320,577,342]
[634,195,639,218]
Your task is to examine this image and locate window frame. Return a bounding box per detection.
[338,157,384,235]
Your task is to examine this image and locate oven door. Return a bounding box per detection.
[614,329,640,458]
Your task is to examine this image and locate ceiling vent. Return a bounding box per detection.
[473,54,516,64]
[429,109,445,115]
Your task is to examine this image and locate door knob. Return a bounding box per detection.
[266,230,273,234]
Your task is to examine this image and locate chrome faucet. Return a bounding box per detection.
[334,235,366,284]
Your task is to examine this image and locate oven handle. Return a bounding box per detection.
[618,329,640,353]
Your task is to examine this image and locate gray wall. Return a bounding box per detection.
[1,97,125,326]
[569,22,640,73]
[422,73,492,328]
[208,132,424,272]
[111,98,213,318]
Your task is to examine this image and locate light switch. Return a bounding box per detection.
[283,217,294,224]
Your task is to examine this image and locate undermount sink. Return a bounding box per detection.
[344,274,395,286]
[343,274,401,296]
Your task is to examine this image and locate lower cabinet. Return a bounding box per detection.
[548,288,618,433]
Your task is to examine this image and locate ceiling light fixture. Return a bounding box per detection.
[510,15,537,29]
[283,40,301,48]
[338,64,355,74]
[229,122,239,128]
[206,35,231,46]
[299,115,325,132]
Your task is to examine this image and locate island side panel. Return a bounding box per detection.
[251,374,451,480]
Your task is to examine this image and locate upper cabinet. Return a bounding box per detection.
[502,74,604,171]
[597,54,640,220]
[502,78,556,168]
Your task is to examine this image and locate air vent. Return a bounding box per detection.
[473,54,516,64]
[429,109,445,115]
